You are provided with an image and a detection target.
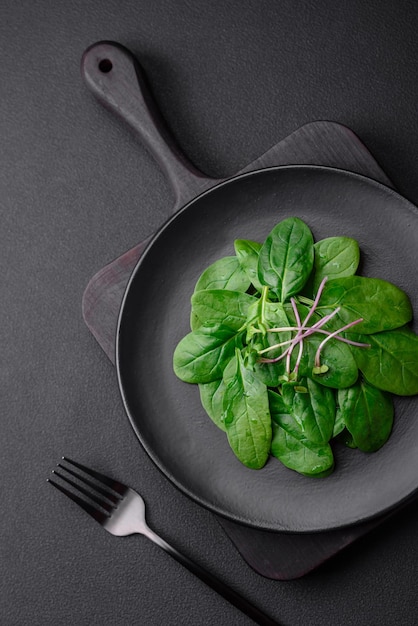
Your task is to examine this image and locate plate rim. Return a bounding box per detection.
[115,164,418,533]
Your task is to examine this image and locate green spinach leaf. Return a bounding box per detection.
[194,256,250,293]
[291,378,336,444]
[351,327,418,395]
[257,217,314,301]
[250,300,292,386]
[268,389,289,420]
[337,381,394,452]
[319,276,412,333]
[295,333,359,389]
[223,349,272,469]
[191,289,257,331]
[173,324,244,383]
[234,239,263,292]
[270,411,334,477]
[199,379,227,431]
[313,236,360,292]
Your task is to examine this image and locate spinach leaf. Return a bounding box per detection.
[291,378,336,444]
[199,379,227,431]
[257,217,314,301]
[223,349,272,469]
[191,289,257,331]
[190,310,201,332]
[271,423,334,477]
[222,351,241,384]
[337,381,394,452]
[351,327,418,395]
[198,354,239,430]
[332,405,346,437]
[173,324,244,383]
[278,380,335,444]
[268,389,289,419]
[269,393,334,477]
[246,295,289,339]
[250,300,292,386]
[319,276,412,333]
[295,333,359,389]
[234,239,263,292]
[194,256,250,293]
[333,397,358,447]
[313,236,360,293]
[191,257,251,330]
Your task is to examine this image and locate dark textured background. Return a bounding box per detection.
[1,2,418,625]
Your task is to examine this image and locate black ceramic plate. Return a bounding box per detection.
[116,165,418,533]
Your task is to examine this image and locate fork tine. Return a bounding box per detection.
[52,469,116,513]
[57,463,121,505]
[47,478,109,523]
[62,457,127,495]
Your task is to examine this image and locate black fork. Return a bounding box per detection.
[48,457,280,626]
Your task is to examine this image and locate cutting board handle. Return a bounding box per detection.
[81,41,216,209]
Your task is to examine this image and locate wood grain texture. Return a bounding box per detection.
[81,41,215,207]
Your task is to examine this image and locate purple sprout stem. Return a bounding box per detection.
[291,297,303,328]
[305,329,371,348]
[300,276,328,329]
[259,349,291,364]
[286,298,303,374]
[305,306,341,333]
[267,326,302,333]
[285,346,292,375]
[294,334,304,376]
[259,302,340,365]
[257,277,370,371]
[290,298,304,376]
[260,315,370,364]
[314,317,366,367]
[257,338,294,355]
[260,328,304,364]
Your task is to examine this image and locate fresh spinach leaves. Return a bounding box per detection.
[258,217,314,301]
[318,276,412,334]
[336,382,394,452]
[173,324,244,383]
[173,217,418,476]
[313,236,360,292]
[191,289,257,331]
[350,327,418,395]
[223,349,272,469]
[194,255,250,293]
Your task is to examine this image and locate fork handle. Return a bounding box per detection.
[143,527,280,626]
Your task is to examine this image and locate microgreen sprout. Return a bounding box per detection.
[258,275,370,377]
[313,318,368,370]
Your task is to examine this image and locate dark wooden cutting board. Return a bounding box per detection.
[82,118,402,580]
[81,43,401,580]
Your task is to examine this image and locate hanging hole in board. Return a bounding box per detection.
[99,59,113,73]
